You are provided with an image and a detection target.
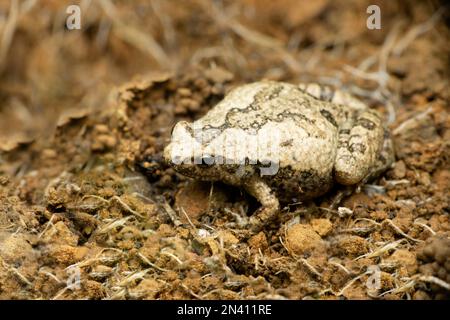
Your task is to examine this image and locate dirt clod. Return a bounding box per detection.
[285,224,325,256]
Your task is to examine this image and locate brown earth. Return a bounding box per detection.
[0,0,449,300]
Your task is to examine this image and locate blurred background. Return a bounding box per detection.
[0,0,448,151]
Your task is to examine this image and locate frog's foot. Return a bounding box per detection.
[243,177,279,233]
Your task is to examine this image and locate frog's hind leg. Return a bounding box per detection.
[243,177,280,232]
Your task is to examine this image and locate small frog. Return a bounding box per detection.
[164,81,394,230]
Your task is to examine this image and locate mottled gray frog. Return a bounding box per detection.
[164,81,394,230]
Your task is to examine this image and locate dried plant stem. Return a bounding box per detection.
[99,0,171,69]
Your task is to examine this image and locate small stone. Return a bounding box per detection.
[218,230,239,246]
[413,290,431,300]
[0,232,34,264]
[387,249,417,275]
[392,160,406,179]
[91,134,116,151]
[82,280,106,299]
[334,235,369,258]
[41,221,79,246]
[417,171,431,186]
[177,87,192,97]
[311,218,333,236]
[94,124,109,134]
[47,245,89,265]
[248,232,268,251]
[42,148,57,159]
[285,224,325,256]
[204,66,234,83]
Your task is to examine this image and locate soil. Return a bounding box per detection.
[0,0,449,300]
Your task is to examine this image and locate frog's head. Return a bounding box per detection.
[163,121,220,179]
[164,120,281,180]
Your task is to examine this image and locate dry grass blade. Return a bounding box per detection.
[379,275,450,297]
[160,249,183,265]
[117,269,150,286]
[382,219,423,243]
[137,252,170,272]
[111,196,146,219]
[180,206,196,230]
[99,0,172,69]
[0,0,19,74]
[96,216,133,234]
[355,239,405,260]
[299,258,322,279]
[413,219,436,235]
[393,106,434,135]
[393,7,446,56]
[336,270,371,296]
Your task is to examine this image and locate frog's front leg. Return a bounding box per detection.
[243,177,279,232]
[334,109,385,185]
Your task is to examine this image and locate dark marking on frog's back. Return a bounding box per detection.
[280,139,294,147]
[320,109,338,128]
[357,118,376,130]
[348,142,367,154]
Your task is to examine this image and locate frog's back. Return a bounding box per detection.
[193,81,340,191]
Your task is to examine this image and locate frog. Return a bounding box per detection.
[163,81,394,231]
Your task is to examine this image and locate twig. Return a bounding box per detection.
[413,219,436,236]
[96,216,133,234]
[355,239,405,260]
[179,206,196,230]
[0,0,19,74]
[199,0,301,73]
[99,0,171,68]
[117,269,150,286]
[162,202,182,227]
[382,219,423,243]
[393,106,433,135]
[393,8,445,56]
[299,258,322,279]
[160,249,183,265]
[111,196,146,219]
[137,252,170,272]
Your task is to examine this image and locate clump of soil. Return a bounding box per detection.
[0,1,449,300]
